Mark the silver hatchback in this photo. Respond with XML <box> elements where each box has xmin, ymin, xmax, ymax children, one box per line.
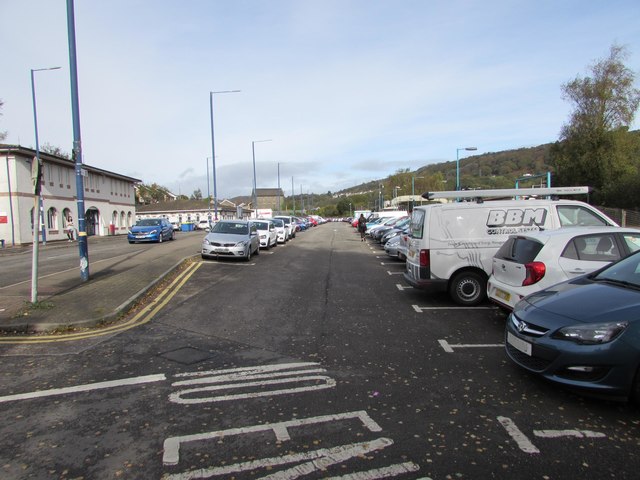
<box><xmin>201</xmin><ymin>220</ymin><xmax>260</xmax><ymax>261</ymax></box>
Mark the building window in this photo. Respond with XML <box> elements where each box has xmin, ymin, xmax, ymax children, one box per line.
<box><xmin>112</xmin><ymin>210</ymin><xmax>118</xmax><ymax>227</ymax></box>
<box><xmin>47</xmin><ymin>207</ymin><xmax>58</xmax><ymax>230</ymax></box>
<box><xmin>63</xmin><ymin>208</ymin><xmax>72</xmax><ymax>227</ymax></box>
<box><xmin>127</xmin><ymin>212</ymin><xmax>132</xmax><ymax>227</ymax></box>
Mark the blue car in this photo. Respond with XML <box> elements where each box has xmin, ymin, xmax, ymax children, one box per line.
<box><xmin>128</xmin><ymin>218</ymin><xmax>174</xmax><ymax>244</ymax></box>
<box><xmin>505</xmin><ymin>249</ymin><xmax>640</xmax><ymax>402</ymax></box>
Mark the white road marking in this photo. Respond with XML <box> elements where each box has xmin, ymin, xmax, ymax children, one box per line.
<box><xmin>163</xmin><ymin>410</ymin><xmax>382</xmax><ymax>466</ymax></box>
<box><xmin>497</xmin><ymin>416</ymin><xmax>540</xmax><ymax>454</ymax></box>
<box><xmin>0</xmin><ymin>374</ymin><xmax>167</xmax><ymax>403</ymax></box>
<box><xmin>534</xmin><ymin>429</ymin><xmax>606</xmax><ymax>439</ymax></box>
<box><xmin>413</xmin><ymin>305</ymin><xmax>497</xmax><ymax>312</ymax></box>
<box><xmin>438</xmin><ymin>339</ymin><xmax>503</xmax><ymax>353</ymax></box>
<box><xmin>387</xmin><ymin>271</ymin><xmax>404</xmax><ymax>276</ymax></box>
<box><xmin>395</xmin><ymin>284</ymin><xmax>413</xmax><ymax>291</ymax></box>
<box><xmin>323</xmin><ymin>463</ymin><xmax>422</xmax><ymax>480</ymax></box>
<box><xmin>169</xmin><ymin>362</ymin><xmax>336</xmax><ymax>404</ymax></box>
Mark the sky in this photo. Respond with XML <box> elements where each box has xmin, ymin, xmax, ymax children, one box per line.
<box><xmin>2</xmin><ymin>0</ymin><xmax>639</xmax><ymax>200</ymax></box>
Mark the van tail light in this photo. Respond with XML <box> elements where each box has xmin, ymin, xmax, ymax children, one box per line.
<box><xmin>522</xmin><ymin>261</ymin><xmax>546</xmax><ymax>286</ymax></box>
<box><xmin>419</xmin><ymin>249</ymin><xmax>430</xmax><ymax>267</ymax></box>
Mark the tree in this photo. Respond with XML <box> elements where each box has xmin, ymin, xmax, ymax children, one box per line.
<box><xmin>41</xmin><ymin>143</ymin><xmax>70</xmax><ymax>159</ymax></box>
<box><xmin>191</xmin><ymin>188</ymin><xmax>203</xmax><ymax>200</ymax></box>
<box><xmin>551</xmin><ymin>44</ymin><xmax>640</xmax><ymax>203</ymax></box>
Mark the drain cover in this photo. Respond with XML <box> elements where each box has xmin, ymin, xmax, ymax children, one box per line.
<box><xmin>159</xmin><ymin>347</ymin><xmax>214</xmax><ymax>365</ymax></box>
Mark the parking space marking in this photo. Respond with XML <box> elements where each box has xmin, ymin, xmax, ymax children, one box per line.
<box><xmin>438</xmin><ymin>339</ymin><xmax>503</xmax><ymax>353</ymax></box>
<box><xmin>0</xmin><ymin>374</ymin><xmax>166</xmax><ymax>403</ymax></box>
<box><xmin>395</xmin><ymin>283</ymin><xmax>413</xmax><ymax>290</ymax></box>
<box><xmin>413</xmin><ymin>305</ymin><xmax>497</xmax><ymax>312</ymax></box>
<box><xmin>388</xmin><ymin>272</ymin><xmax>405</xmax><ymax>276</ymax></box>
<box><xmin>163</xmin><ymin>410</ymin><xmax>383</xmax><ymax>466</ymax></box>
<box><xmin>497</xmin><ymin>416</ymin><xmax>540</xmax><ymax>454</ymax></box>
<box><xmin>498</xmin><ymin>416</ymin><xmax>606</xmax><ymax>454</ymax></box>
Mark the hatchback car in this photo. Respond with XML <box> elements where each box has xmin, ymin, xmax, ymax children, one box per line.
<box><xmin>201</xmin><ymin>220</ymin><xmax>260</xmax><ymax>261</ymax></box>
<box><xmin>267</xmin><ymin>218</ymin><xmax>288</xmax><ymax>244</ymax></box>
<box><xmin>488</xmin><ymin>227</ymin><xmax>640</xmax><ymax>310</ymax></box>
<box><xmin>505</xmin><ymin>249</ymin><xmax>640</xmax><ymax>402</ymax></box>
<box><xmin>128</xmin><ymin>218</ymin><xmax>174</xmax><ymax>244</ymax></box>
<box><xmin>253</xmin><ymin>219</ymin><xmax>277</xmax><ymax>249</ymax></box>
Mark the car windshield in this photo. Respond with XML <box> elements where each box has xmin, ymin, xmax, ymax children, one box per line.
<box><xmin>137</xmin><ymin>219</ymin><xmax>161</xmax><ymax>226</ymax></box>
<box><xmin>271</xmin><ymin>219</ymin><xmax>284</xmax><ymax>227</ymax></box>
<box><xmin>594</xmin><ymin>251</ymin><xmax>640</xmax><ymax>288</ymax></box>
<box><xmin>212</xmin><ymin>222</ymin><xmax>249</xmax><ymax>235</ymax></box>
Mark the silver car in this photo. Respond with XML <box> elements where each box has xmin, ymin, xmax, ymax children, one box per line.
<box><xmin>201</xmin><ymin>220</ymin><xmax>260</xmax><ymax>261</ymax></box>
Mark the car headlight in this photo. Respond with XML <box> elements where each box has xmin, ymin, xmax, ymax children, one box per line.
<box><xmin>237</xmin><ymin>241</ymin><xmax>248</xmax><ymax>247</ymax></box>
<box><xmin>552</xmin><ymin>321</ymin><xmax>628</xmax><ymax>345</ymax></box>
<box><xmin>203</xmin><ymin>239</ymin><xmax>211</xmax><ymax>245</ymax></box>
<box><xmin>150</xmin><ymin>229</ymin><xmax>158</xmax><ymax>234</ymax></box>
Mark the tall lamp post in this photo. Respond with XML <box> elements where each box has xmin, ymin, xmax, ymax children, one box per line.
<box><xmin>251</xmin><ymin>139</ymin><xmax>272</xmax><ymax>217</ymax></box>
<box><xmin>210</xmin><ymin>90</ymin><xmax>240</xmax><ymax>220</ymax></box>
<box><xmin>411</xmin><ymin>175</ymin><xmax>424</xmax><ymax>212</ymax></box>
<box><xmin>456</xmin><ymin>146</ymin><xmax>477</xmax><ymax>191</ymax></box>
<box><xmin>30</xmin><ymin>66</ymin><xmax>61</xmax><ymax>303</ymax></box>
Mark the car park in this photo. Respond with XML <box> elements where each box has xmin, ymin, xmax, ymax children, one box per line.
<box><xmin>488</xmin><ymin>226</ymin><xmax>640</xmax><ymax>310</ymax></box>
<box><xmin>253</xmin><ymin>219</ymin><xmax>278</xmax><ymax>249</ymax></box>
<box><xmin>375</xmin><ymin>217</ymin><xmax>410</xmax><ymax>243</ymax></box>
<box><xmin>128</xmin><ymin>218</ymin><xmax>174</xmax><ymax>244</ymax></box>
<box><xmin>404</xmin><ymin>187</ymin><xmax>617</xmax><ymax>306</ymax></box>
<box><xmin>201</xmin><ymin>219</ymin><xmax>260</xmax><ymax>261</ymax></box>
<box><xmin>505</xmin><ymin>249</ymin><xmax>640</xmax><ymax>402</ymax></box>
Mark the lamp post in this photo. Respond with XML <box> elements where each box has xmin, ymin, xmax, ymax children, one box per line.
<box><xmin>251</xmin><ymin>139</ymin><xmax>272</xmax><ymax>217</ymax></box>
<box><xmin>456</xmin><ymin>147</ymin><xmax>477</xmax><ymax>191</ymax></box>
<box><xmin>210</xmin><ymin>90</ymin><xmax>240</xmax><ymax>220</ymax></box>
<box><xmin>30</xmin><ymin>66</ymin><xmax>61</xmax><ymax>303</ymax></box>
<box><xmin>411</xmin><ymin>175</ymin><xmax>424</xmax><ymax>211</ymax></box>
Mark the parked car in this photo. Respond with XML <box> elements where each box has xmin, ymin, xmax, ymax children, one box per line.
<box><xmin>201</xmin><ymin>220</ymin><xmax>260</xmax><ymax>261</ymax></box>
<box><xmin>384</xmin><ymin>234</ymin><xmax>403</xmax><ymax>259</ymax></box>
<box><xmin>128</xmin><ymin>218</ymin><xmax>174</xmax><ymax>244</ymax></box>
<box><xmin>488</xmin><ymin>227</ymin><xmax>640</xmax><ymax>310</ymax></box>
<box><xmin>505</xmin><ymin>249</ymin><xmax>640</xmax><ymax>403</ymax></box>
<box><xmin>376</xmin><ymin>217</ymin><xmax>410</xmax><ymax>244</ymax></box>
<box><xmin>170</xmin><ymin>221</ymin><xmax>180</xmax><ymax>231</ymax></box>
<box><xmin>253</xmin><ymin>219</ymin><xmax>277</xmax><ymax>249</ymax></box>
<box><xmin>274</xmin><ymin>216</ymin><xmax>296</xmax><ymax>239</ymax></box>
<box><xmin>197</xmin><ymin>219</ymin><xmax>213</xmax><ymax>231</ymax></box>
<box><xmin>267</xmin><ymin>218</ymin><xmax>288</xmax><ymax>244</ymax></box>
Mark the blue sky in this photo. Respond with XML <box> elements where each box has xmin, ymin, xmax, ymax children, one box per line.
<box><xmin>2</xmin><ymin>1</ymin><xmax>639</xmax><ymax>199</ymax></box>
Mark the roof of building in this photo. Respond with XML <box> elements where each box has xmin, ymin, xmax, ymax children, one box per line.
<box><xmin>1</xmin><ymin>144</ymin><xmax>142</xmax><ymax>183</ymax></box>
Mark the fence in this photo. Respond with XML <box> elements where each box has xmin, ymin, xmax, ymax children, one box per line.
<box><xmin>597</xmin><ymin>206</ymin><xmax>640</xmax><ymax>227</ymax></box>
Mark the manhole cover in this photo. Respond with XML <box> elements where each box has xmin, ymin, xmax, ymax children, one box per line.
<box><xmin>159</xmin><ymin>347</ymin><xmax>214</xmax><ymax>365</ymax></box>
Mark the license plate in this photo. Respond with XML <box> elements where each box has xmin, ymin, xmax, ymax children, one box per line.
<box><xmin>214</xmin><ymin>247</ymin><xmax>229</xmax><ymax>253</ymax></box>
<box><xmin>507</xmin><ymin>332</ymin><xmax>532</xmax><ymax>356</ymax></box>
<box><xmin>494</xmin><ymin>288</ymin><xmax>511</xmax><ymax>302</ymax></box>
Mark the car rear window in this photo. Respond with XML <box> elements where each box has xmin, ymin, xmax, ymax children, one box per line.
<box><xmin>494</xmin><ymin>237</ymin><xmax>544</xmax><ymax>263</ymax></box>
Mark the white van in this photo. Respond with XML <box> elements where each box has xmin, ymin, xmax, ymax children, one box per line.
<box><xmin>403</xmin><ymin>187</ymin><xmax>618</xmax><ymax>306</ymax></box>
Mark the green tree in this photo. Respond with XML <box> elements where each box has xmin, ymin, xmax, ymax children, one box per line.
<box><xmin>551</xmin><ymin>44</ymin><xmax>640</xmax><ymax>203</ymax></box>
<box><xmin>41</xmin><ymin>143</ymin><xmax>70</xmax><ymax>159</ymax></box>
<box><xmin>191</xmin><ymin>188</ymin><xmax>203</xmax><ymax>200</ymax></box>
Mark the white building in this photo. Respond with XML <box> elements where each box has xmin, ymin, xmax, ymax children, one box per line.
<box><xmin>1</xmin><ymin>145</ymin><xmax>140</xmax><ymax>246</ymax></box>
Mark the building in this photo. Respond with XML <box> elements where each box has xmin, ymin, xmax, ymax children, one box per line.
<box><xmin>252</xmin><ymin>188</ymin><xmax>286</xmax><ymax>211</ymax></box>
<box><xmin>0</xmin><ymin>145</ymin><xmax>140</xmax><ymax>246</ymax></box>
<box><xmin>135</xmin><ymin>198</ymin><xmax>253</xmax><ymax>225</ymax></box>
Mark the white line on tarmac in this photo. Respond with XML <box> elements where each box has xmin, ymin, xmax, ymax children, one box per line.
<box><xmin>497</xmin><ymin>416</ymin><xmax>540</xmax><ymax>454</ymax></box>
<box><xmin>388</xmin><ymin>271</ymin><xmax>404</xmax><ymax>276</ymax></box>
<box><xmin>438</xmin><ymin>339</ymin><xmax>503</xmax><ymax>353</ymax></box>
<box><xmin>413</xmin><ymin>305</ymin><xmax>497</xmax><ymax>312</ymax></box>
<box><xmin>534</xmin><ymin>429</ymin><xmax>606</xmax><ymax>439</ymax></box>
<box><xmin>395</xmin><ymin>283</ymin><xmax>413</xmax><ymax>290</ymax></box>
<box><xmin>0</xmin><ymin>374</ymin><xmax>167</xmax><ymax>403</ymax></box>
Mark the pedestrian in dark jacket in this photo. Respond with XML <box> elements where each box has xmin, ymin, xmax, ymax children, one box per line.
<box><xmin>357</xmin><ymin>214</ymin><xmax>367</xmax><ymax>241</ymax></box>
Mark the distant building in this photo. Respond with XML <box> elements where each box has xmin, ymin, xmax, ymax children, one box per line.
<box><xmin>135</xmin><ymin>198</ymin><xmax>253</xmax><ymax>225</ymax></box>
<box><xmin>252</xmin><ymin>188</ymin><xmax>286</xmax><ymax>211</ymax></box>
<box><xmin>0</xmin><ymin>145</ymin><xmax>140</xmax><ymax>246</ymax></box>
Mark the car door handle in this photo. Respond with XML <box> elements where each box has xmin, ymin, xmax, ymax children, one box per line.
<box><xmin>568</xmin><ymin>269</ymin><xmax>585</xmax><ymax>274</ymax></box>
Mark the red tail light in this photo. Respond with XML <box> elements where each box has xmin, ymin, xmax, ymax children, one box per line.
<box><xmin>522</xmin><ymin>261</ymin><xmax>545</xmax><ymax>286</ymax></box>
<box><xmin>419</xmin><ymin>249</ymin><xmax>430</xmax><ymax>267</ymax></box>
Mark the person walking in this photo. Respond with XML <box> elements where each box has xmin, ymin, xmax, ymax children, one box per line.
<box><xmin>357</xmin><ymin>214</ymin><xmax>367</xmax><ymax>242</ymax></box>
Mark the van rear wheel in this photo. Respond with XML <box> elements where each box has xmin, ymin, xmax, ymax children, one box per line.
<box><xmin>449</xmin><ymin>271</ymin><xmax>486</xmax><ymax>306</ymax></box>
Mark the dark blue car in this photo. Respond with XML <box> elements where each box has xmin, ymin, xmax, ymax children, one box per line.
<box><xmin>128</xmin><ymin>218</ymin><xmax>174</xmax><ymax>244</ymax></box>
<box><xmin>505</xmin><ymin>249</ymin><xmax>640</xmax><ymax>403</ymax></box>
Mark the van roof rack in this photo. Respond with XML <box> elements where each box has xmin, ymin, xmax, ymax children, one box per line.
<box><xmin>423</xmin><ymin>186</ymin><xmax>590</xmax><ymax>201</ymax></box>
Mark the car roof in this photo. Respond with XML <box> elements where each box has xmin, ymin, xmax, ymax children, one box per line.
<box><xmin>511</xmin><ymin>226</ymin><xmax>640</xmax><ymax>241</ymax></box>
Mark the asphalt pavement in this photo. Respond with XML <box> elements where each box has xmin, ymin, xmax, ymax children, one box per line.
<box><xmin>0</xmin><ymin>232</ymin><xmax>203</xmax><ymax>333</ymax></box>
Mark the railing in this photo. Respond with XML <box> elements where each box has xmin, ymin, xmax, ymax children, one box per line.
<box><xmin>597</xmin><ymin>207</ymin><xmax>640</xmax><ymax>227</ymax></box>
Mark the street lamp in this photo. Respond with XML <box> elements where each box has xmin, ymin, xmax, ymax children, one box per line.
<box><xmin>30</xmin><ymin>66</ymin><xmax>61</xmax><ymax>303</ymax></box>
<box><xmin>210</xmin><ymin>90</ymin><xmax>240</xmax><ymax>220</ymax></box>
<box><xmin>456</xmin><ymin>147</ymin><xmax>477</xmax><ymax>191</ymax></box>
<box><xmin>251</xmin><ymin>139</ymin><xmax>272</xmax><ymax>217</ymax></box>
<box><xmin>411</xmin><ymin>175</ymin><xmax>424</xmax><ymax>211</ymax></box>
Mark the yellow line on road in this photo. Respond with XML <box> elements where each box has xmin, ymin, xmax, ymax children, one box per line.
<box><xmin>0</xmin><ymin>261</ymin><xmax>203</xmax><ymax>344</ymax></box>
